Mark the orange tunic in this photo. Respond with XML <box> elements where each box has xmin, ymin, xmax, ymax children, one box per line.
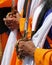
<box><xmin>47</xmin><ymin>36</ymin><xmax>52</xmax><ymax>48</ymax></box>
<box><xmin>0</xmin><ymin>33</ymin><xmax>8</xmax><ymax>52</ymax></box>
<box><xmin>34</xmin><ymin>48</ymin><xmax>52</xmax><ymax>65</ymax></box>
<box><xmin>0</xmin><ymin>0</ymin><xmax>18</xmax><ymax>8</ymax></box>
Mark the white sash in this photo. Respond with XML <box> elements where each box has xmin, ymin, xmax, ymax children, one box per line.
<box><xmin>17</xmin><ymin>0</ymin><xmax>25</xmax><ymax>13</ymax></box>
<box><xmin>32</xmin><ymin>2</ymin><xmax>45</xmax><ymax>31</ymax></box>
<box><xmin>32</xmin><ymin>13</ymin><xmax>52</xmax><ymax>48</ymax></box>
<box><xmin>30</xmin><ymin>0</ymin><xmax>42</xmax><ymax>17</ymax></box>
<box><xmin>1</xmin><ymin>30</ymin><xmax>17</xmax><ymax>65</ymax></box>
<box><xmin>23</xmin><ymin>56</ymin><xmax>34</xmax><ymax>65</ymax></box>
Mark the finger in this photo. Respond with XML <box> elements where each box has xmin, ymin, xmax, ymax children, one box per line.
<box><xmin>18</xmin><ymin>41</ymin><xmax>24</xmax><ymax>48</ymax></box>
<box><xmin>3</xmin><ymin>18</ymin><xmax>6</xmax><ymax>22</ymax></box>
<box><xmin>5</xmin><ymin>21</ymin><xmax>13</xmax><ymax>26</ymax></box>
<box><xmin>5</xmin><ymin>23</ymin><xmax>15</xmax><ymax>30</ymax></box>
<box><xmin>6</xmin><ymin>11</ymin><xmax>18</xmax><ymax>18</ymax></box>
<box><xmin>13</xmin><ymin>14</ymin><xmax>16</xmax><ymax>18</ymax></box>
<box><xmin>6</xmin><ymin>12</ymin><xmax>13</xmax><ymax>18</ymax></box>
<box><xmin>8</xmin><ymin>26</ymin><xmax>15</xmax><ymax>30</ymax></box>
<box><xmin>18</xmin><ymin>50</ymin><xmax>25</xmax><ymax>58</ymax></box>
<box><xmin>9</xmin><ymin>15</ymin><xmax>13</xmax><ymax>18</ymax></box>
<box><xmin>3</xmin><ymin>18</ymin><xmax>14</xmax><ymax>22</ymax></box>
<box><xmin>18</xmin><ymin>49</ymin><xmax>28</xmax><ymax>59</ymax></box>
<box><xmin>4</xmin><ymin>18</ymin><xmax>18</xmax><ymax>23</ymax></box>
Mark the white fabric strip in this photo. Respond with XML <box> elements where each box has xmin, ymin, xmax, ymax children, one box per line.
<box><xmin>17</xmin><ymin>0</ymin><xmax>25</xmax><ymax>13</ymax></box>
<box><xmin>32</xmin><ymin>13</ymin><xmax>52</xmax><ymax>48</ymax></box>
<box><xmin>30</xmin><ymin>0</ymin><xmax>42</xmax><ymax>17</ymax></box>
<box><xmin>1</xmin><ymin>30</ymin><xmax>17</xmax><ymax>65</ymax></box>
<box><xmin>32</xmin><ymin>2</ymin><xmax>45</xmax><ymax>31</ymax></box>
<box><xmin>39</xmin><ymin>25</ymin><xmax>51</xmax><ymax>48</ymax></box>
<box><xmin>17</xmin><ymin>0</ymin><xmax>42</xmax><ymax>17</ymax></box>
<box><xmin>23</xmin><ymin>56</ymin><xmax>34</xmax><ymax>65</ymax></box>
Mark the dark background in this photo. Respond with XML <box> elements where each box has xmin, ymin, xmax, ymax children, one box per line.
<box><xmin>0</xmin><ymin>7</ymin><xmax>11</xmax><ymax>34</ymax></box>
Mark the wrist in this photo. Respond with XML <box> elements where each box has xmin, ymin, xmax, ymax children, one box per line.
<box><xmin>28</xmin><ymin>41</ymin><xmax>36</xmax><ymax>57</ymax></box>
<box><xmin>32</xmin><ymin>46</ymin><xmax>36</xmax><ymax>57</ymax></box>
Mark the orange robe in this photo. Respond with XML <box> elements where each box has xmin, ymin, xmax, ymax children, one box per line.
<box><xmin>47</xmin><ymin>36</ymin><xmax>52</xmax><ymax>48</ymax></box>
<box><xmin>34</xmin><ymin>49</ymin><xmax>52</xmax><ymax>65</ymax></box>
<box><xmin>0</xmin><ymin>33</ymin><xmax>8</xmax><ymax>52</ymax></box>
<box><xmin>0</xmin><ymin>33</ymin><xmax>8</xmax><ymax>64</ymax></box>
<box><xmin>0</xmin><ymin>0</ymin><xmax>18</xmax><ymax>8</ymax></box>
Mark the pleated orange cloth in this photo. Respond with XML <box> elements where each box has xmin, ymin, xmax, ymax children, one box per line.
<box><xmin>34</xmin><ymin>48</ymin><xmax>52</xmax><ymax>65</ymax></box>
<box><xmin>10</xmin><ymin>48</ymin><xmax>22</xmax><ymax>65</ymax></box>
<box><xmin>0</xmin><ymin>33</ymin><xmax>8</xmax><ymax>52</ymax></box>
<box><xmin>0</xmin><ymin>0</ymin><xmax>18</xmax><ymax>8</ymax></box>
<box><xmin>47</xmin><ymin>36</ymin><xmax>52</xmax><ymax>48</ymax></box>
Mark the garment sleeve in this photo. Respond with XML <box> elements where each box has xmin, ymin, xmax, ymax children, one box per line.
<box><xmin>34</xmin><ymin>48</ymin><xmax>52</xmax><ymax>65</ymax></box>
<box><xmin>32</xmin><ymin>13</ymin><xmax>52</xmax><ymax>48</ymax></box>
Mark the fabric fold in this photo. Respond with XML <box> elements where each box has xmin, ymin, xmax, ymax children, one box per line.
<box><xmin>1</xmin><ymin>30</ymin><xmax>17</xmax><ymax>65</ymax></box>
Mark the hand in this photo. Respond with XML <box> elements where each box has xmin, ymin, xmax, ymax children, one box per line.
<box><xmin>3</xmin><ymin>11</ymin><xmax>21</xmax><ymax>31</ymax></box>
<box><xmin>16</xmin><ymin>40</ymin><xmax>36</xmax><ymax>58</ymax></box>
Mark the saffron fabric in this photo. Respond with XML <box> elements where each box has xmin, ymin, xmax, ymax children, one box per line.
<box><xmin>0</xmin><ymin>0</ymin><xmax>18</xmax><ymax>8</ymax></box>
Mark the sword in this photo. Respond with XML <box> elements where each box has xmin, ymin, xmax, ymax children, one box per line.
<box><xmin>11</xmin><ymin>0</ymin><xmax>16</xmax><ymax>13</ymax></box>
<box><xmin>16</xmin><ymin>0</ymin><xmax>32</xmax><ymax>59</ymax></box>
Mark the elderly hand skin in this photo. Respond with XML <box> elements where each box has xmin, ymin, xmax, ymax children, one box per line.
<box><xmin>3</xmin><ymin>11</ymin><xmax>21</xmax><ymax>31</ymax></box>
<box><xmin>17</xmin><ymin>40</ymin><xmax>36</xmax><ymax>57</ymax></box>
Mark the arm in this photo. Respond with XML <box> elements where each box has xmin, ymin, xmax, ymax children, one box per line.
<box><xmin>17</xmin><ymin>40</ymin><xmax>52</xmax><ymax>65</ymax></box>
